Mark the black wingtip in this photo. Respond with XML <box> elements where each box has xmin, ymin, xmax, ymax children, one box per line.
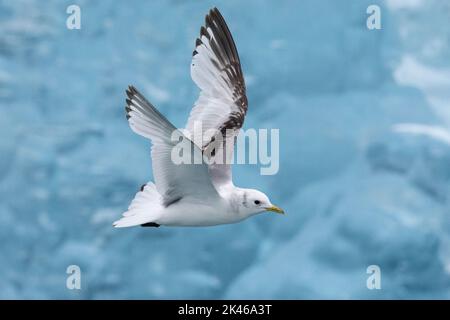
<box><xmin>200</xmin><ymin>26</ymin><xmax>208</xmax><ymax>38</ymax></box>
<box><xmin>193</xmin><ymin>38</ymin><xmax>202</xmax><ymax>56</ymax></box>
<box><xmin>209</xmin><ymin>7</ymin><xmax>222</xmax><ymax>22</ymax></box>
<box><xmin>205</xmin><ymin>11</ymin><xmax>213</xmax><ymax>27</ymax></box>
<box><xmin>211</xmin><ymin>7</ymin><xmax>219</xmax><ymax>15</ymax></box>
<box><xmin>141</xmin><ymin>222</ymin><xmax>160</xmax><ymax>228</ymax></box>
<box><xmin>126</xmin><ymin>87</ymin><xmax>133</xmax><ymax>100</ymax></box>
<box><xmin>127</xmin><ymin>85</ymin><xmax>139</xmax><ymax>98</ymax></box>
<box><xmin>125</xmin><ymin>95</ymin><xmax>132</xmax><ymax>120</ymax></box>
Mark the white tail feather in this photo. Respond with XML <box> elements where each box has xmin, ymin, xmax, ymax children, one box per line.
<box><xmin>113</xmin><ymin>183</ymin><xmax>162</xmax><ymax>228</ymax></box>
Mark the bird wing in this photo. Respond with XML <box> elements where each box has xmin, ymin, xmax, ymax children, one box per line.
<box><xmin>125</xmin><ymin>86</ymin><xmax>221</xmax><ymax>206</ymax></box>
<box><xmin>186</xmin><ymin>7</ymin><xmax>248</xmax><ymax>188</ymax></box>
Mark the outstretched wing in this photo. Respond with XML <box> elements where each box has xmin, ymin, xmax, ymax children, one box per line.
<box><xmin>125</xmin><ymin>86</ymin><xmax>220</xmax><ymax>206</ymax></box>
<box><xmin>186</xmin><ymin>7</ymin><xmax>248</xmax><ymax>187</ymax></box>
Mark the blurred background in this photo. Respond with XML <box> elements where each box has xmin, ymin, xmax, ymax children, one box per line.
<box><xmin>1</xmin><ymin>0</ymin><xmax>450</xmax><ymax>299</ymax></box>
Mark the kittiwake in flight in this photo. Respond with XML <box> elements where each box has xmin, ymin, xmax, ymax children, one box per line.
<box><xmin>113</xmin><ymin>7</ymin><xmax>284</xmax><ymax>228</ymax></box>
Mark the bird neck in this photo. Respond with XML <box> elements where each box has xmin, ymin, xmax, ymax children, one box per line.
<box><xmin>228</xmin><ymin>187</ymin><xmax>255</xmax><ymax>218</ymax></box>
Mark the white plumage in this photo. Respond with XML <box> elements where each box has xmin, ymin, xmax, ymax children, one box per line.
<box><xmin>113</xmin><ymin>8</ymin><xmax>283</xmax><ymax>228</ymax></box>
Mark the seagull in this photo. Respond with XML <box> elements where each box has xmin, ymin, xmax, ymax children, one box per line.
<box><xmin>113</xmin><ymin>7</ymin><xmax>284</xmax><ymax>228</ymax></box>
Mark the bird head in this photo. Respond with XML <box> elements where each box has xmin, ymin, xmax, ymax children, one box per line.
<box><xmin>242</xmin><ymin>189</ymin><xmax>284</xmax><ymax>216</ymax></box>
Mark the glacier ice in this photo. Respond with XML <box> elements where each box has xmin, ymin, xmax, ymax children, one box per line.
<box><xmin>1</xmin><ymin>0</ymin><xmax>450</xmax><ymax>298</ymax></box>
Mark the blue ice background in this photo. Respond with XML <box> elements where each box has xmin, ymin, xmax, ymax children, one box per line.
<box><xmin>1</xmin><ymin>0</ymin><xmax>450</xmax><ymax>299</ymax></box>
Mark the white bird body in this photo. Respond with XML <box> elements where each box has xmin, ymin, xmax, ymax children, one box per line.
<box><xmin>159</xmin><ymin>197</ymin><xmax>240</xmax><ymax>227</ymax></box>
<box><xmin>113</xmin><ymin>8</ymin><xmax>283</xmax><ymax>229</ymax></box>
<box><xmin>158</xmin><ymin>184</ymin><xmax>242</xmax><ymax>226</ymax></box>
<box><xmin>116</xmin><ymin>181</ymin><xmax>262</xmax><ymax>227</ymax></box>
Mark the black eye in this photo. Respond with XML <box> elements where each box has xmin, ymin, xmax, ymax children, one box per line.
<box><xmin>254</xmin><ymin>200</ymin><xmax>261</xmax><ymax>205</ymax></box>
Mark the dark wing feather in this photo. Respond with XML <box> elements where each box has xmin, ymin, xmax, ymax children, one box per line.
<box><xmin>187</xmin><ymin>8</ymin><xmax>248</xmax><ymax>186</ymax></box>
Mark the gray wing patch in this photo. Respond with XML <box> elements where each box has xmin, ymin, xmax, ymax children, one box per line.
<box><xmin>193</xmin><ymin>8</ymin><xmax>248</xmax><ymax>154</ymax></box>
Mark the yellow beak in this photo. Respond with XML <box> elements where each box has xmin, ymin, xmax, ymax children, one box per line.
<box><xmin>266</xmin><ymin>205</ymin><xmax>285</xmax><ymax>214</ymax></box>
